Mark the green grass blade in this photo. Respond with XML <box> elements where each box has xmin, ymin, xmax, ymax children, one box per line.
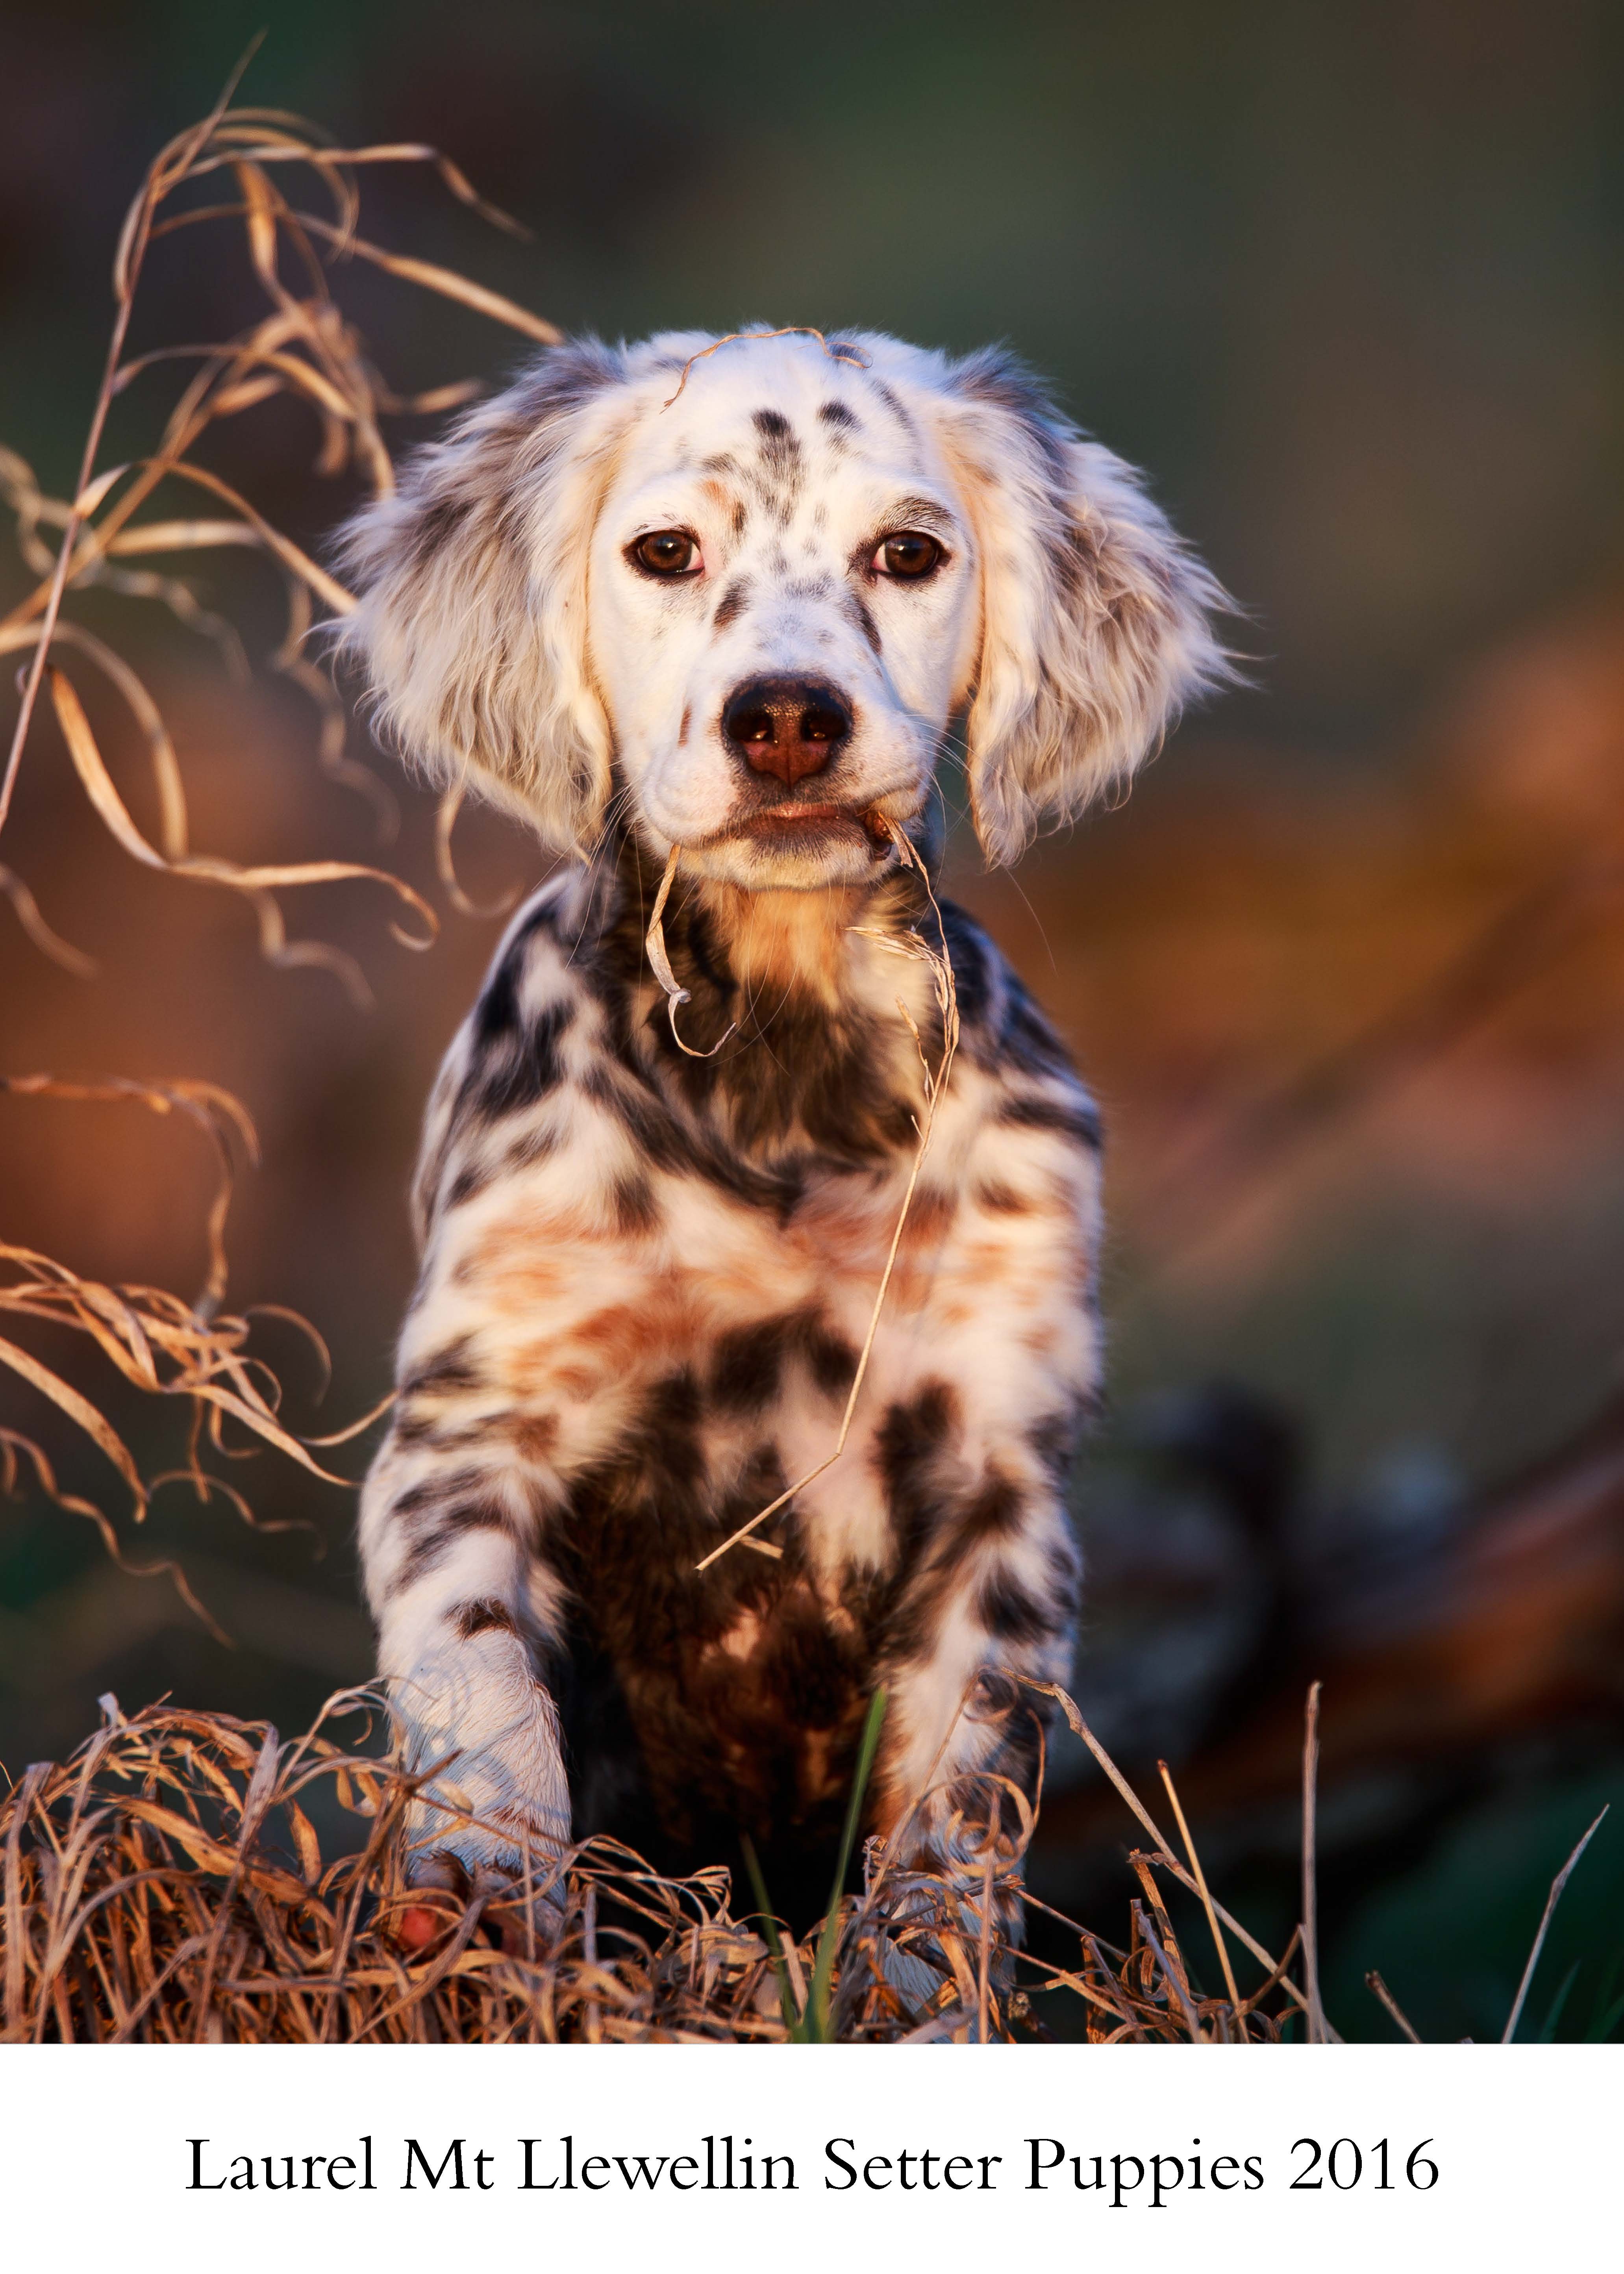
<box><xmin>805</xmin><ymin>1684</ymin><xmax>889</xmax><ymax>2042</ymax></box>
<box><xmin>1536</xmin><ymin>1959</ymin><xmax>1581</xmax><ymax>2041</ymax></box>
<box><xmin>739</xmin><ymin>1831</ymin><xmax>802</xmax><ymax>2037</ymax></box>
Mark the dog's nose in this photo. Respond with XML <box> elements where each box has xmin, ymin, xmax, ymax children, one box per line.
<box><xmin>721</xmin><ymin>678</ymin><xmax>852</xmax><ymax>788</ymax></box>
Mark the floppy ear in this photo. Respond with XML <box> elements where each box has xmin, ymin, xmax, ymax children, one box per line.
<box><xmin>937</xmin><ymin>349</ymin><xmax>1231</xmax><ymax>867</ymax></box>
<box><xmin>334</xmin><ymin>338</ymin><xmax>629</xmax><ymax>853</ymax></box>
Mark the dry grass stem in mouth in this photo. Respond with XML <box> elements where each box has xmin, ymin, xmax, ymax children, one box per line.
<box><xmin>661</xmin><ymin>328</ymin><xmax>871</xmax><ymax>410</ymax></box>
<box><xmin>1</xmin><ymin>1682</ymin><xmax>1321</xmax><ymax>2044</ymax></box>
<box><xmin>692</xmin><ymin>820</ymin><xmax>960</xmax><ymax>1571</ymax></box>
<box><xmin>644</xmin><ymin>844</ymin><xmax>738</xmax><ymax>1060</ymax></box>
<box><xmin>0</xmin><ymin>63</ymin><xmax>567</xmax><ymax>1626</ymax></box>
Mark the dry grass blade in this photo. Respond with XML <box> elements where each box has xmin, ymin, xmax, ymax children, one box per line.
<box><xmin>1366</xmin><ymin>1969</ymin><xmax>1423</xmax><ymax>2043</ymax></box>
<box><xmin>435</xmin><ymin>779</ymin><xmax>520</xmax><ymax>919</ymax></box>
<box><xmin>0</xmin><ymin>1429</ymin><xmax>229</xmax><ymax>1643</ymax></box>
<box><xmin>0</xmin><ymin>1684</ymin><xmax>1310</xmax><ymax>2045</ymax></box>
<box><xmin>291</xmin><ymin>214</ymin><xmax>560</xmax><ymax>342</ymax></box>
<box><xmin>663</xmin><ymin>328</ymin><xmax>869</xmax><ymax>409</ymax></box>
<box><xmin>0</xmin><ymin>865</ymin><xmax>95</xmax><ymax>977</ymax></box>
<box><xmin>1302</xmin><ymin>1680</ymin><xmax>1329</xmax><ymax>2043</ymax></box>
<box><xmin>1132</xmin><ymin>1903</ymin><xmax>1204</xmax><ymax>2042</ymax></box>
<box><xmin>1015</xmin><ymin>1674</ymin><xmax>1313</xmax><ymax>2021</ymax></box>
<box><xmin>1501</xmin><ymin>1806</ymin><xmax>1609</xmax><ymax>2043</ymax></box>
<box><xmin>1159</xmin><ymin>1757</ymin><xmax>1246</xmax><ymax>2035</ymax></box>
<box><xmin>0</xmin><ymin>1068</ymin><xmax>369</xmax><ymax>1632</ymax></box>
<box><xmin>43</xmin><ymin>669</ymin><xmax>435</xmax><ymax>954</ymax></box>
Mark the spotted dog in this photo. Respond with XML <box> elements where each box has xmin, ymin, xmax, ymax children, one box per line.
<box><xmin>338</xmin><ymin>328</ymin><xmax>1226</xmax><ymax>1928</ymax></box>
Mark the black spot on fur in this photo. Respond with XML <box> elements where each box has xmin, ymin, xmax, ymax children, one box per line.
<box><xmin>708</xmin><ymin>1310</ymin><xmax>857</xmax><ymax>1415</ymax></box>
<box><xmin>407</xmin><ymin>493</ymin><xmax>472</xmax><ymax>571</ymax></box>
<box><xmin>463</xmin><ymin>998</ymin><xmax>574</xmax><ymax>1123</ymax></box>
<box><xmin>401</xmin><ymin>1342</ymin><xmax>483</xmax><ymax>1400</ymax></box>
<box><xmin>948</xmin><ymin>1468</ymin><xmax>1026</xmax><ymax>1550</ymax></box>
<box><xmin>472</xmin><ymin>949</ymin><xmax>524</xmax><ymax>1046</ymax></box>
<box><xmin>844</xmin><ymin>588</ymin><xmax>882</xmax><ymax>654</ymax></box>
<box><xmin>938</xmin><ymin>901</ymin><xmax>993</xmax><ymax>1030</ymax></box>
<box><xmin>504</xmin><ymin>1124</ymin><xmax>561</xmax><ymax>1174</ymax></box>
<box><xmin>610</xmin><ymin>1173</ymin><xmax>658</xmax><ymax>1234</ymax></box>
<box><xmin>710</xmin><ymin>1315</ymin><xmax>792</xmax><ymax>1414</ymax></box>
<box><xmin>872</xmin><ymin>379</ymin><xmax>916</xmax><ymax>435</ymax></box>
<box><xmin>752</xmin><ymin>408</ymin><xmax>802</xmax><ymax>519</ymax></box>
<box><xmin>1029</xmin><ymin>1408</ymin><xmax>1082</xmax><ymax>1488</ymax></box>
<box><xmin>998</xmin><ymin>1091</ymin><xmax>1103</xmax><ymax>1151</ymax></box>
<box><xmin>817</xmin><ymin>399</ymin><xmax>860</xmax><ymax>432</ymax></box>
<box><xmin>390</xmin><ymin>1488</ymin><xmax>511</xmax><ymax>1593</ymax></box>
<box><xmin>1002</xmin><ymin>975</ymin><xmax>1074</xmax><ymax>1078</ymax></box>
<box><xmin>977</xmin><ymin>1566</ymin><xmax>1057</xmax><ymax>1646</ymax></box>
<box><xmin>446</xmin><ymin>1156</ymin><xmax>494</xmax><ymax>1210</ymax></box>
<box><xmin>582</xmin><ymin>1066</ymin><xmax>804</xmax><ymax>1217</ymax></box>
<box><xmin>455</xmin><ymin>1598</ymin><xmax>518</xmax><ymax>1640</ymax></box>
<box><xmin>713</xmin><ymin>577</ymin><xmax>750</xmax><ymax>630</ymax></box>
<box><xmin>875</xmin><ymin>1380</ymin><xmax>960</xmax><ymax>1568</ymax></box>
<box><xmin>806</xmin><ymin>1320</ymin><xmax>857</xmax><ymax>1398</ymax></box>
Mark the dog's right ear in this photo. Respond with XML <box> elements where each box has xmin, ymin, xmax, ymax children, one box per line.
<box><xmin>335</xmin><ymin>339</ymin><xmax>628</xmax><ymax>853</ymax></box>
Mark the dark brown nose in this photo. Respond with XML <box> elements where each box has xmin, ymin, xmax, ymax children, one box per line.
<box><xmin>722</xmin><ymin>678</ymin><xmax>852</xmax><ymax>788</ymax></box>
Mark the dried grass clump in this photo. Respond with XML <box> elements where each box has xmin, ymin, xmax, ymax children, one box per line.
<box><xmin>1</xmin><ymin>58</ymin><xmax>562</xmax><ymax>1630</ymax></box>
<box><xmin>1</xmin><ymin>1685</ymin><xmax>1321</xmax><ymax>2045</ymax></box>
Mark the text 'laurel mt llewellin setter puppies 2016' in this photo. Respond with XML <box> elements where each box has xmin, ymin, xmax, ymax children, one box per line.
<box><xmin>335</xmin><ymin>324</ymin><xmax>1230</xmax><ymax>1947</ymax></box>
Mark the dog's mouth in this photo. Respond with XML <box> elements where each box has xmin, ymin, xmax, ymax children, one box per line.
<box><xmin>733</xmin><ymin>802</ymin><xmax>894</xmax><ymax>855</ymax></box>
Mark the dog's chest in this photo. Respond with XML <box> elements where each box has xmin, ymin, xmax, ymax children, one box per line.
<box><xmin>457</xmin><ymin>1141</ymin><xmax>987</xmax><ymax>1813</ymax></box>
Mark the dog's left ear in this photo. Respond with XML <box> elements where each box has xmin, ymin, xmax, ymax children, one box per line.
<box><xmin>935</xmin><ymin>349</ymin><xmax>1232</xmax><ymax>867</ymax></box>
<box><xmin>333</xmin><ymin>339</ymin><xmax>629</xmax><ymax>854</ymax></box>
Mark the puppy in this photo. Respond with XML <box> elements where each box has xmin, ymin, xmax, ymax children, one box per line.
<box><xmin>338</xmin><ymin>328</ymin><xmax>1226</xmax><ymax>1928</ymax></box>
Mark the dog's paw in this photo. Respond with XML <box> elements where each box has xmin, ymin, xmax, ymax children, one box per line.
<box><xmin>394</xmin><ymin>1796</ymin><xmax>570</xmax><ymax>1955</ymax></box>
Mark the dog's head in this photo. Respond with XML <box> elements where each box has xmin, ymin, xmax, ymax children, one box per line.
<box><xmin>339</xmin><ymin>328</ymin><xmax>1229</xmax><ymax>886</ymax></box>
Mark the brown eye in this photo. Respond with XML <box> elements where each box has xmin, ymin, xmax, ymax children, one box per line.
<box><xmin>632</xmin><ymin>529</ymin><xmax>700</xmax><ymax>576</ymax></box>
<box><xmin>874</xmin><ymin>531</ymin><xmax>943</xmax><ymax>579</ymax></box>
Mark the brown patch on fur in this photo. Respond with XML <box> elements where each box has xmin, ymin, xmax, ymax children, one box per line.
<box><xmin>513</xmin><ymin>1411</ymin><xmax>559</xmax><ymax>1462</ymax></box>
<box><xmin>456</xmin><ymin>1598</ymin><xmax>518</xmax><ymax>1640</ymax></box>
<box><xmin>898</xmin><ymin>1183</ymin><xmax>956</xmax><ymax>1245</ymax></box>
<box><xmin>974</xmin><ymin>1177</ymin><xmax>1031</xmax><ymax>1215</ymax></box>
<box><xmin>696</xmin><ymin>880</ymin><xmax>866</xmax><ymax>1008</ymax></box>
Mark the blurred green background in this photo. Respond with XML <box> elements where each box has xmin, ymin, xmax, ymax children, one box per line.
<box><xmin>2</xmin><ymin>0</ymin><xmax>1622</xmax><ymax>2039</ymax></box>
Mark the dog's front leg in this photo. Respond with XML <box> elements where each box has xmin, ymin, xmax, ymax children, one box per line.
<box><xmin>874</xmin><ymin>1485</ymin><xmax>1080</xmax><ymax>1940</ymax></box>
<box><xmin>360</xmin><ymin>1430</ymin><xmax>570</xmax><ymax>1928</ymax></box>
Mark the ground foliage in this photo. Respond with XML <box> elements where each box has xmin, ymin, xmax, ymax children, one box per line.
<box><xmin>1</xmin><ymin>1686</ymin><xmax>1329</xmax><ymax>2044</ymax></box>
